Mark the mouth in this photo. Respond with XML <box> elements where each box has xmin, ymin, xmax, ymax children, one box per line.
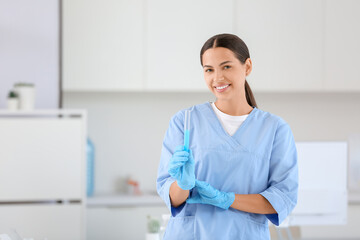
<box><xmin>214</xmin><ymin>84</ymin><xmax>230</xmax><ymax>92</ymax></box>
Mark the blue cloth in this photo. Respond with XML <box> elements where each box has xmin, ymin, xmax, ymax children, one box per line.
<box><xmin>156</xmin><ymin>102</ymin><xmax>298</xmax><ymax>240</ymax></box>
<box><xmin>186</xmin><ymin>179</ymin><xmax>235</xmax><ymax>209</ymax></box>
<box><xmin>168</xmin><ymin>145</ymin><xmax>195</xmax><ymax>190</ymax></box>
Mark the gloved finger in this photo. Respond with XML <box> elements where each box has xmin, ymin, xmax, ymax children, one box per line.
<box><xmin>172</xmin><ymin>151</ymin><xmax>189</xmax><ymax>158</ymax></box>
<box><xmin>168</xmin><ymin>172</ymin><xmax>180</xmax><ymax>180</ymax></box>
<box><xmin>177</xmin><ymin>180</ymin><xmax>195</xmax><ymax>191</ymax></box>
<box><xmin>195</xmin><ymin>180</ymin><xmax>210</xmax><ymax>189</ymax></box>
<box><xmin>195</xmin><ymin>180</ymin><xmax>217</xmax><ymax>196</ymax></box>
<box><xmin>170</xmin><ymin>155</ymin><xmax>189</xmax><ymax>163</ymax></box>
<box><xmin>169</xmin><ymin>157</ymin><xmax>189</xmax><ymax>167</ymax></box>
<box><xmin>188</xmin><ymin>149</ymin><xmax>195</xmax><ymax>163</ymax></box>
<box><xmin>186</xmin><ymin>195</ymin><xmax>202</xmax><ymax>204</ymax></box>
<box><xmin>168</xmin><ymin>172</ymin><xmax>180</xmax><ymax>179</ymax></box>
<box><xmin>168</xmin><ymin>161</ymin><xmax>186</xmax><ymax>172</ymax></box>
<box><xmin>168</xmin><ymin>166</ymin><xmax>180</xmax><ymax>175</ymax></box>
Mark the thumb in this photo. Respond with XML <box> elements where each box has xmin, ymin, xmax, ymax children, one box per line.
<box><xmin>188</xmin><ymin>149</ymin><xmax>195</xmax><ymax>163</ymax></box>
<box><xmin>168</xmin><ymin>167</ymin><xmax>180</xmax><ymax>179</ymax></box>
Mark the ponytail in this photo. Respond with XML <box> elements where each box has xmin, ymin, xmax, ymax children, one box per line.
<box><xmin>245</xmin><ymin>80</ymin><xmax>257</xmax><ymax>108</ymax></box>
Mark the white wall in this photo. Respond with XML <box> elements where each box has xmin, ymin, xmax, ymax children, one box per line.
<box><xmin>63</xmin><ymin>91</ymin><xmax>360</xmax><ymax>239</ymax></box>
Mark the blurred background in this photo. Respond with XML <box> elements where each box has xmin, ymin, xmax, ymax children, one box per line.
<box><xmin>1</xmin><ymin>0</ymin><xmax>360</xmax><ymax>239</ymax></box>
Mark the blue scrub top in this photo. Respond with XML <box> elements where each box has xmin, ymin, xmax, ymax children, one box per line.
<box><xmin>157</xmin><ymin>102</ymin><xmax>298</xmax><ymax>240</ymax></box>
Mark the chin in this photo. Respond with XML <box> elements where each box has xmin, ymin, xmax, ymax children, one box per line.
<box><xmin>215</xmin><ymin>95</ymin><xmax>232</xmax><ymax>101</ymax></box>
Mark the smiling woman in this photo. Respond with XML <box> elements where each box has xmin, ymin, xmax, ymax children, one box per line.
<box><xmin>156</xmin><ymin>33</ymin><xmax>298</xmax><ymax>240</ymax></box>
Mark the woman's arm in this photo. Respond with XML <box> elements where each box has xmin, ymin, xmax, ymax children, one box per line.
<box><xmin>169</xmin><ymin>181</ymin><xmax>189</xmax><ymax>207</ymax></box>
<box><xmin>230</xmin><ymin>194</ymin><xmax>276</xmax><ymax>214</ymax></box>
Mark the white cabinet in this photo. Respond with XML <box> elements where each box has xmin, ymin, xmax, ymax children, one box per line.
<box><xmin>324</xmin><ymin>0</ymin><xmax>360</xmax><ymax>91</ymax></box>
<box><xmin>234</xmin><ymin>0</ymin><xmax>324</xmax><ymax>92</ymax></box>
<box><xmin>63</xmin><ymin>0</ymin><xmax>144</xmax><ymax>91</ymax></box>
<box><xmin>145</xmin><ymin>0</ymin><xmax>233</xmax><ymax>91</ymax></box>
<box><xmin>0</xmin><ymin>110</ymin><xmax>86</xmax><ymax>240</ymax></box>
<box><xmin>62</xmin><ymin>0</ymin><xmax>360</xmax><ymax>92</ymax></box>
<box><xmin>0</xmin><ymin>205</ymin><xmax>83</xmax><ymax>240</ymax></box>
<box><xmin>87</xmin><ymin>205</ymin><xmax>168</xmax><ymax>240</ymax></box>
<box><xmin>63</xmin><ymin>0</ymin><xmax>233</xmax><ymax>92</ymax></box>
<box><xmin>0</xmin><ymin>118</ymin><xmax>83</xmax><ymax>200</ymax></box>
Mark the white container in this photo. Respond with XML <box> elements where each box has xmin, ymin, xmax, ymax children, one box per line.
<box><xmin>14</xmin><ymin>83</ymin><xmax>35</xmax><ymax>110</ymax></box>
<box><xmin>7</xmin><ymin>98</ymin><xmax>18</xmax><ymax>111</ymax></box>
<box><xmin>145</xmin><ymin>233</ymin><xmax>160</xmax><ymax>240</ymax></box>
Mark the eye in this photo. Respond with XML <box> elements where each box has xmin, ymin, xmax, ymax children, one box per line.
<box><xmin>224</xmin><ymin>65</ymin><xmax>231</xmax><ymax>69</ymax></box>
<box><xmin>205</xmin><ymin>69</ymin><xmax>213</xmax><ymax>73</ymax></box>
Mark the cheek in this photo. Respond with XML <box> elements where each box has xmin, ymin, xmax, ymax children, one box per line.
<box><xmin>231</xmin><ymin>70</ymin><xmax>246</xmax><ymax>82</ymax></box>
<box><xmin>204</xmin><ymin>78</ymin><xmax>215</xmax><ymax>91</ymax></box>
<box><xmin>204</xmin><ymin>75</ymin><xmax>211</xmax><ymax>85</ymax></box>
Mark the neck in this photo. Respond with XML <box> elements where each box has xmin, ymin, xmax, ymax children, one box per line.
<box><xmin>215</xmin><ymin>97</ymin><xmax>253</xmax><ymax>116</ymax></box>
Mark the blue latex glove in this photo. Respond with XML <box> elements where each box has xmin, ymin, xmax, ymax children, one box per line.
<box><xmin>186</xmin><ymin>180</ymin><xmax>235</xmax><ymax>210</ymax></box>
<box><xmin>168</xmin><ymin>145</ymin><xmax>195</xmax><ymax>190</ymax></box>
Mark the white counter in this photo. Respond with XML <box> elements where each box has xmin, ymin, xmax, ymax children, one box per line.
<box><xmin>87</xmin><ymin>194</ymin><xmax>165</xmax><ymax>208</ymax></box>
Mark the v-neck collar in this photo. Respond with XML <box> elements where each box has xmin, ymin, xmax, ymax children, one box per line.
<box><xmin>201</xmin><ymin>101</ymin><xmax>258</xmax><ymax>150</ymax></box>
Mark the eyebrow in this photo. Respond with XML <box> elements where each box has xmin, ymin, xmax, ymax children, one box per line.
<box><xmin>203</xmin><ymin>61</ymin><xmax>232</xmax><ymax>68</ymax></box>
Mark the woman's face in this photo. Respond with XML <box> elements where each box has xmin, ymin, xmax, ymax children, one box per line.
<box><xmin>202</xmin><ymin>47</ymin><xmax>252</xmax><ymax>101</ymax></box>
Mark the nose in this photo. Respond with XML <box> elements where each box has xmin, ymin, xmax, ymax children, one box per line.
<box><xmin>214</xmin><ymin>71</ymin><xmax>224</xmax><ymax>82</ymax></box>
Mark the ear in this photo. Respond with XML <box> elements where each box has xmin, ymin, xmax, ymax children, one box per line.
<box><xmin>245</xmin><ymin>58</ymin><xmax>252</xmax><ymax>76</ymax></box>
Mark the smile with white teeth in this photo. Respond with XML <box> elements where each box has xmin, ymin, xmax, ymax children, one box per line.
<box><xmin>216</xmin><ymin>84</ymin><xmax>229</xmax><ymax>90</ymax></box>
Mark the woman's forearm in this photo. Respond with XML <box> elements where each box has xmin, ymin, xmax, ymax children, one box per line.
<box><xmin>169</xmin><ymin>181</ymin><xmax>189</xmax><ymax>207</ymax></box>
<box><xmin>230</xmin><ymin>194</ymin><xmax>277</xmax><ymax>214</ymax></box>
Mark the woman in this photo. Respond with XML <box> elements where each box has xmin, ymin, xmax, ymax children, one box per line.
<box><xmin>157</xmin><ymin>33</ymin><xmax>298</xmax><ymax>239</ymax></box>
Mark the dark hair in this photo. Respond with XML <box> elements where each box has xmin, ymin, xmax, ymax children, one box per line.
<box><xmin>200</xmin><ymin>33</ymin><xmax>257</xmax><ymax>108</ymax></box>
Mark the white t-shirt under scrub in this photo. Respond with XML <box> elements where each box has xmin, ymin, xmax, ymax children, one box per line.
<box><xmin>211</xmin><ymin>102</ymin><xmax>249</xmax><ymax>136</ymax></box>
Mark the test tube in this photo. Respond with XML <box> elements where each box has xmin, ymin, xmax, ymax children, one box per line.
<box><xmin>184</xmin><ymin>107</ymin><xmax>193</xmax><ymax>152</ymax></box>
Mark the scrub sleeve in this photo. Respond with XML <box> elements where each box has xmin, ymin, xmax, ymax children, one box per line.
<box><xmin>157</xmin><ymin>113</ymin><xmax>187</xmax><ymax>217</ymax></box>
<box><xmin>259</xmin><ymin>122</ymin><xmax>298</xmax><ymax>226</ymax></box>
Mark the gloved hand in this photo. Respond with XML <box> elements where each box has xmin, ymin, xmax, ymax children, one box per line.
<box><xmin>186</xmin><ymin>180</ymin><xmax>235</xmax><ymax>210</ymax></box>
<box><xmin>168</xmin><ymin>145</ymin><xmax>195</xmax><ymax>190</ymax></box>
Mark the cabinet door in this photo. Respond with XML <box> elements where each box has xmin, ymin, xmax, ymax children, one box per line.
<box><xmin>87</xmin><ymin>206</ymin><xmax>168</xmax><ymax>240</ymax></box>
<box><xmin>0</xmin><ymin>118</ymin><xmax>84</xmax><ymax>200</ymax></box>
<box><xmin>146</xmin><ymin>0</ymin><xmax>234</xmax><ymax>91</ymax></box>
<box><xmin>235</xmin><ymin>0</ymin><xmax>323</xmax><ymax>92</ymax></box>
<box><xmin>0</xmin><ymin>204</ymin><xmax>84</xmax><ymax>240</ymax></box>
<box><xmin>63</xmin><ymin>0</ymin><xmax>144</xmax><ymax>91</ymax></box>
<box><xmin>324</xmin><ymin>0</ymin><xmax>360</xmax><ymax>91</ymax></box>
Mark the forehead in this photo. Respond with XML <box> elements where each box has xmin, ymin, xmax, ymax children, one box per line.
<box><xmin>202</xmin><ymin>47</ymin><xmax>237</xmax><ymax>65</ymax></box>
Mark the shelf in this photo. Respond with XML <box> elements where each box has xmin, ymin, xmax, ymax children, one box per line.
<box><xmin>86</xmin><ymin>194</ymin><xmax>165</xmax><ymax>208</ymax></box>
<box><xmin>0</xmin><ymin>109</ymin><xmax>86</xmax><ymax>117</ymax></box>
